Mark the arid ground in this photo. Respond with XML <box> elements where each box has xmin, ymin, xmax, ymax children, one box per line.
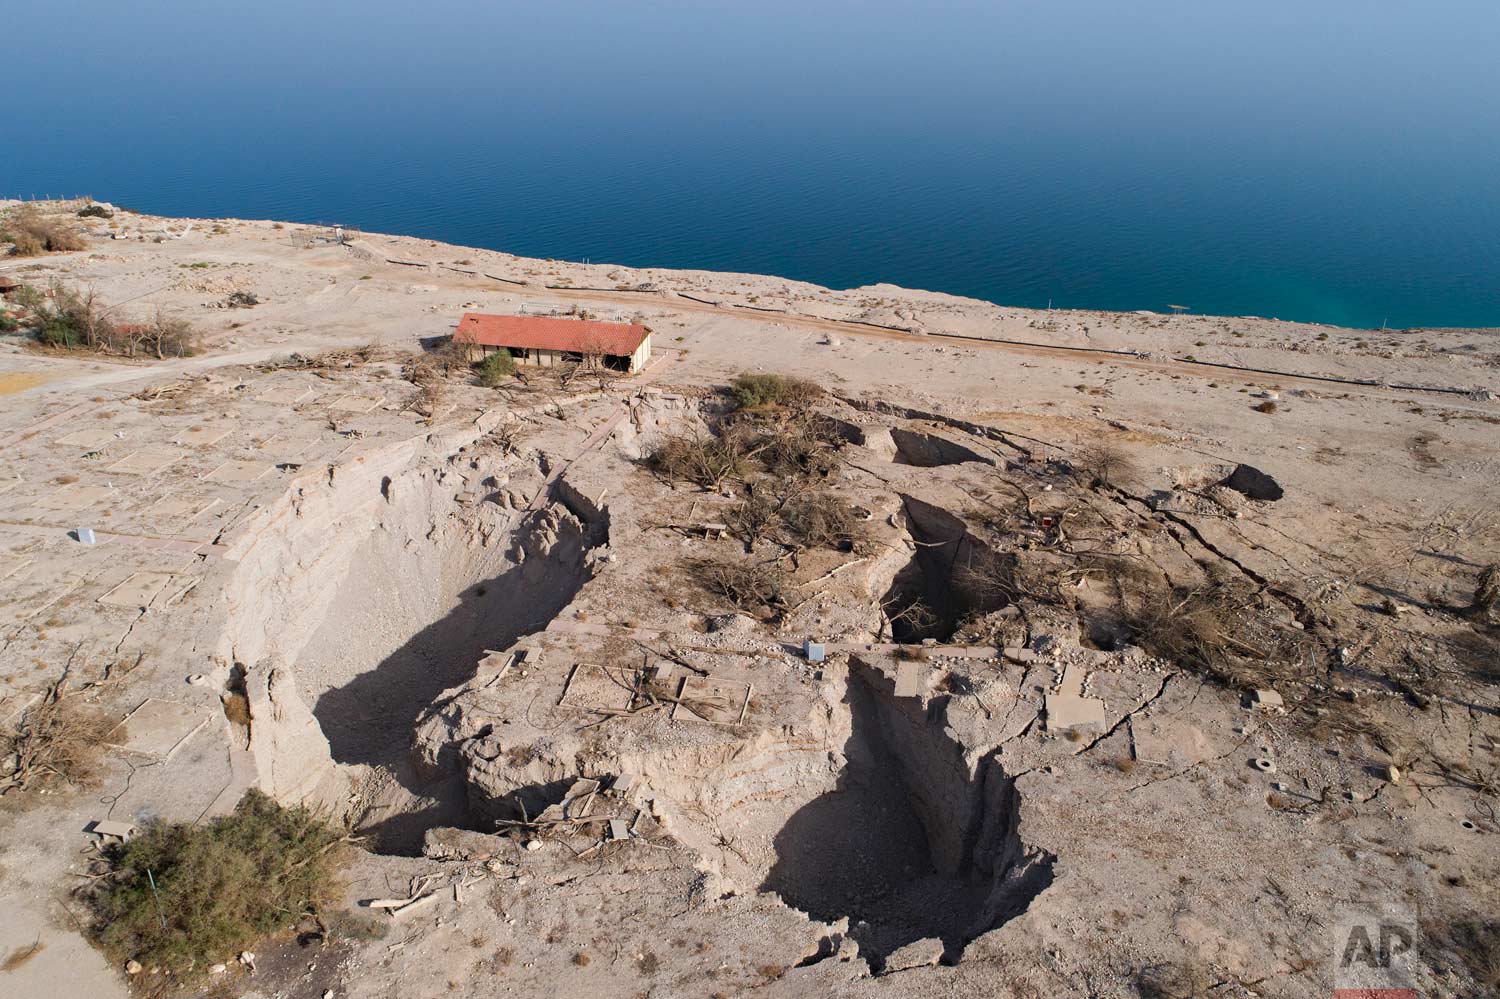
<box><xmin>1</xmin><ymin>201</ymin><xmax>1497</xmax><ymax>998</ymax></box>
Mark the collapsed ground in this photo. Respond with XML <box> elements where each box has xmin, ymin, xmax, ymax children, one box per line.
<box><xmin>0</xmin><ymin>202</ymin><xmax>1496</xmax><ymax>999</ymax></box>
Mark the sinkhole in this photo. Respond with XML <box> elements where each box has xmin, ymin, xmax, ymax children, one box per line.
<box><xmin>762</xmin><ymin>663</ymin><xmax>1053</xmax><ymax>970</ymax></box>
<box><xmin>881</xmin><ymin>496</ymin><xmax>1010</xmax><ymax>644</ymax></box>
<box><xmin>890</xmin><ymin>428</ymin><xmax>994</xmax><ymax>468</ymax></box>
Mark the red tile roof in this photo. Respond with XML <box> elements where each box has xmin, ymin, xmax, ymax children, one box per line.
<box><xmin>453</xmin><ymin>313</ymin><xmax>649</xmax><ymax>357</ymax></box>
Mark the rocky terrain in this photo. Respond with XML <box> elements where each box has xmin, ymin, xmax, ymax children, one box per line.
<box><xmin>0</xmin><ymin>201</ymin><xmax>1497</xmax><ymax>998</ymax></box>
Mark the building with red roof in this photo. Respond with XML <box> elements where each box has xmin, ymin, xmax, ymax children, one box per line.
<box><xmin>452</xmin><ymin>313</ymin><xmax>652</xmax><ymax>373</ymax></box>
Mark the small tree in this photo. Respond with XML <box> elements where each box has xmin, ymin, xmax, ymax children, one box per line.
<box><xmin>140</xmin><ymin>309</ymin><xmax>200</xmax><ymax>359</ymax></box>
<box><xmin>477</xmin><ymin>350</ymin><xmax>515</xmax><ymax>387</ymax></box>
<box><xmin>35</xmin><ymin>282</ymin><xmax>112</xmax><ymax>350</ymax></box>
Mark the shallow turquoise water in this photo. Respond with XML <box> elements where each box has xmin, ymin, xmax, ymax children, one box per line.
<box><xmin>4</xmin><ymin>1</ymin><xmax>1498</xmax><ymax>329</ymax></box>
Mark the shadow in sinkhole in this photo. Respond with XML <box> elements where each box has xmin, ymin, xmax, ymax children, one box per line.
<box><xmin>310</xmin><ymin>516</ymin><xmax>596</xmax><ymax>854</ymax></box>
<box><xmin>762</xmin><ymin>667</ymin><xmax>1053</xmax><ymax>970</ymax></box>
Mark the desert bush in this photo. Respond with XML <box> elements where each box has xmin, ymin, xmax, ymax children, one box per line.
<box><xmin>692</xmin><ymin>557</ymin><xmax>787</xmax><ymax>614</ymax></box>
<box><xmin>952</xmin><ymin>546</ymin><xmax>1024</xmax><ymax>608</ymax></box>
<box><xmin>3</xmin><ymin>206</ymin><xmax>87</xmax><ymax>256</ymax></box>
<box><xmin>1420</xmin><ymin>919</ymin><xmax>1500</xmax><ymax>994</ymax></box>
<box><xmin>750</xmin><ymin>411</ymin><xmax>844</xmax><ymax>477</ymax></box>
<box><xmin>78</xmin><ymin>204</ymin><xmax>113</xmax><ymax>219</ymax></box>
<box><xmin>0</xmin><ymin>313</ymin><xmax>17</xmax><ymax>333</ymax></box>
<box><xmin>476</xmin><ymin>350</ymin><xmax>515</xmax><ymax>387</ymax></box>
<box><xmin>7</xmin><ymin>282</ymin><xmax>46</xmax><ymax>312</ymax></box>
<box><xmin>1115</xmin><ymin>580</ymin><xmax>1294</xmax><ymax>687</ymax></box>
<box><xmin>648</xmin><ymin>428</ymin><xmax>749</xmax><ymax>491</ymax></box>
<box><xmin>781</xmin><ymin>491</ymin><xmax>863</xmax><ymax>550</ymax></box>
<box><xmin>727</xmin><ymin>372</ymin><xmax>822</xmax><ymax>411</ymax></box>
<box><xmin>93</xmin><ymin>790</ymin><xmax>349</xmax><ymax>978</ymax></box>
<box><xmin>1469</xmin><ymin>564</ymin><xmax>1499</xmax><ymax>624</ymax></box>
<box><xmin>21</xmin><ymin>284</ymin><xmax>197</xmax><ymax>357</ymax></box>
<box><xmin>0</xmin><ymin>693</ymin><xmax>111</xmax><ymax>797</ymax></box>
<box><xmin>727</xmin><ymin>490</ymin><xmax>781</xmax><ymax>551</ymax></box>
<box><xmin>136</xmin><ymin>310</ymin><xmax>200</xmax><ymax>359</ymax></box>
<box><xmin>225</xmin><ymin>290</ymin><xmax>259</xmax><ymax>308</ymax></box>
<box><xmin>1072</xmin><ymin>442</ymin><xmax>1136</xmax><ymax>488</ymax></box>
<box><xmin>1135</xmin><ymin>960</ymin><xmax>1223</xmax><ymax>998</ymax></box>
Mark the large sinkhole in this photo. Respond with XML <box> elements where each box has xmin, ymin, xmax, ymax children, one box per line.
<box><xmin>763</xmin><ymin>663</ymin><xmax>1053</xmax><ymax>970</ymax></box>
<box><xmin>292</xmin><ymin>469</ymin><xmax>604</xmax><ymax>852</ymax></box>
<box><xmin>881</xmin><ymin>495</ymin><xmax>1010</xmax><ymax>643</ymax></box>
<box><xmin>890</xmin><ymin>428</ymin><xmax>994</xmax><ymax>468</ymax></box>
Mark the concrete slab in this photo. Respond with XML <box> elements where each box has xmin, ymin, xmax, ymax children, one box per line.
<box><xmin>1131</xmin><ymin>718</ymin><xmax>1213</xmax><ymax>766</ymax></box>
<box><xmin>107</xmin><ymin>449</ymin><xmax>182</xmax><ymax>476</ymax></box>
<box><xmin>1045</xmin><ymin>692</ymin><xmax>1106</xmax><ymax>733</ymax></box>
<box><xmin>98</xmin><ymin>571</ymin><xmax>175</xmax><ymax>609</ymax></box>
<box><xmin>326</xmin><ymin>394</ymin><xmax>383</xmax><ymax>413</ymax></box>
<box><xmin>56</xmin><ymin>428</ymin><xmax>121</xmax><ymax>449</ymax></box>
<box><xmin>672</xmin><ymin>676</ymin><xmax>753</xmax><ymax>724</ymax></box>
<box><xmin>172</xmin><ymin>425</ymin><xmax>233</xmax><ymax>447</ymax></box>
<box><xmin>87</xmin><ymin>819</ymin><xmax>136</xmax><ymax>840</ymax></box>
<box><xmin>146</xmin><ymin>495</ymin><xmax>222</xmax><ymax>523</ymax></box>
<box><xmin>0</xmin><ymin>556</ymin><xmax>32</xmax><ymax>582</ymax></box>
<box><xmin>104</xmin><ymin>697</ymin><xmax>209</xmax><ymax>760</ymax></box>
<box><xmin>38</xmin><ymin>483</ymin><xmax>114</xmax><ymax>510</ymax></box>
<box><xmin>894</xmin><ymin>660</ymin><xmax>927</xmax><ymax>698</ymax></box>
<box><xmin>558</xmin><ymin>663</ymin><xmax>637</xmax><ymax>713</ymax></box>
<box><xmin>205</xmin><ymin>460</ymin><xmax>273</xmax><ymax>483</ymax></box>
<box><xmin>253</xmin><ymin>384</ymin><xmax>315</xmax><ymax>405</ymax></box>
<box><xmin>256</xmin><ymin>433</ymin><xmax>323</xmax><ymax>460</ymax></box>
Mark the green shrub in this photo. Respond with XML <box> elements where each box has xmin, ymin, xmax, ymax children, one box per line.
<box><xmin>0</xmin><ymin>313</ymin><xmax>18</xmax><ymax>333</ymax></box>
<box><xmin>727</xmin><ymin>373</ymin><xmax>822</xmax><ymax>410</ymax></box>
<box><xmin>476</xmin><ymin>350</ymin><xmax>515</xmax><ymax>386</ymax></box>
<box><xmin>38</xmin><ymin>310</ymin><xmax>85</xmax><ymax>347</ymax></box>
<box><xmin>77</xmin><ymin>204</ymin><xmax>113</xmax><ymax>219</ymax></box>
<box><xmin>28</xmin><ymin>283</ymin><xmax>111</xmax><ymax>350</ymax></box>
<box><xmin>94</xmin><ymin>790</ymin><xmax>348</xmax><ymax>978</ymax></box>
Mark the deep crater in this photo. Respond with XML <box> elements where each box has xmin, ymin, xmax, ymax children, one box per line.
<box><xmin>224</xmin><ymin>448</ymin><xmax>605</xmax><ymax>854</ymax></box>
<box><xmin>881</xmin><ymin>495</ymin><xmax>1010</xmax><ymax>643</ymax></box>
<box><xmin>763</xmin><ymin>663</ymin><xmax>1053</xmax><ymax>969</ymax></box>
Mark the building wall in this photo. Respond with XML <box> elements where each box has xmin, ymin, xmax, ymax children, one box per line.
<box><xmin>630</xmin><ymin>334</ymin><xmax>652</xmax><ymax>373</ymax></box>
<box><xmin>460</xmin><ymin>336</ymin><xmax>649</xmax><ymax>372</ymax></box>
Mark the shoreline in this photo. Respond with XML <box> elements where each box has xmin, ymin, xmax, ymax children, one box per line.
<box><xmin>5</xmin><ymin>197</ymin><xmax>1497</xmax><ymax>336</ymax></box>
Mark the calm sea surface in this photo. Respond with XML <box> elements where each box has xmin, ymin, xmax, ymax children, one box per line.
<box><xmin>5</xmin><ymin>1</ymin><xmax>1499</xmax><ymax>329</ymax></box>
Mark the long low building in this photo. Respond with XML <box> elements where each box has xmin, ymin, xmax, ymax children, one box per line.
<box><xmin>452</xmin><ymin>313</ymin><xmax>652</xmax><ymax>373</ymax></box>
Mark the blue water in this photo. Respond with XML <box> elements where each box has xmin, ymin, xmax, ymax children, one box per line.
<box><xmin>6</xmin><ymin>1</ymin><xmax>1499</xmax><ymax>329</ymax></box>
